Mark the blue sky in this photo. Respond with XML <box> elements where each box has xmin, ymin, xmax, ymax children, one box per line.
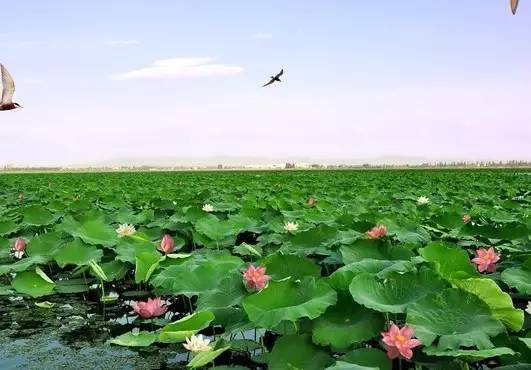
<box><xmin>1</xmin><ymin>1</ymin><xmax>530</xmax><ymax>165</ymax></box>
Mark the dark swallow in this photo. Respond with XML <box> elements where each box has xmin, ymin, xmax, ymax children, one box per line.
<box><xmin>0</xmin><ymin>64</ymin><xmax>22</xmax><ymax>111</ymax></box>
<box><xmin>262</xmin><ymin>69</ymin><xmax>284</xmax><ymax>87</ymax></box>
<box><xmin>511</xmin><ymin>0</ymin><xmax>519</xmax><ymax>14</ymax></box>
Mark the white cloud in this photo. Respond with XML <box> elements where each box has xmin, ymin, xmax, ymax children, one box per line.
<box><xmin>105</xmin><ymin>40</ymin><xmax>140</xmax><ymax>47</ymax></box>
<box><xmin>251</xmin><ymin>32</ymin><xmax>273</xmax><ymax>40</ymax></box>
<box><xmin>111</xmin><ymin>57</ymin><xmax>244</xmax><ymax>80</ymax></box>
<box><xmin>23</xmin><ymin>77</ymin><xmax>43</xmax><ymax>84</ymax></box>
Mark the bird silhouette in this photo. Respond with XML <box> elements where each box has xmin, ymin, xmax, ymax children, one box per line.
<box><xmin>262</xmin><ymin>69</ymin><xmax>284</xmax><ymax>87</ymax></box>
<box><xmin>1</xmin><ymin>64</ymin><xmax>22</xmax><ymax>111</ymax></box>
<box><xmin>511</xmin><ymin>0</ymin><xmax>519</xmax><ymax>14</ymax></box>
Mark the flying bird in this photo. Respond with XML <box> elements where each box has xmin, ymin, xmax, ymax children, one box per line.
<box><xmin>1</xmin><ymin>64</ymin><xmax>22</xmax><ymax>111</ymax></box>
<box><xmin>262</xmin><ymin>69</ymin><xmax>283</xmax><ymax>87</ymax></box>
<box><xmin>511</xmin><ymin>0</ymin><xmax>519</xmax><ymax>14</ymax></box>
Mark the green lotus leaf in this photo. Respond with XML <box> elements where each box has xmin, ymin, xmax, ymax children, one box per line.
<box><xmin>115</xmin><ymin>237</ymin><xmax>156</xmax><ymax>264</ymax></box>
<box><xmin>196</xmin><ymin>272</ymin><xmax>247</xmax><ymax>310</ymax></box>
<box><xmin>262</xmin><ymin>253</ymin><xmax>320</xmax><ymax>280</ymax></box>
<box><xmin>268</xmin><ymin>334</ymin><xmax>334</xmax><ymax>370</ymax></box>
<box><xmin>0</xmin><ymin>255</ymin><xmax>50</xmax><ymax>276</ymax></box>
<box><xmin>111</xmin><ymin>331</ymin><xmax>157</xmax><ymax>347</ymax></box>
<box><xmin>22</xmin><ymin>205</ymin><xmax>56</xmax><ymax>226</ymax></box>
<box><xmin>453</xmin><ymin>278</ymin><xmax>524</xmax><ymax>331</ymax></box>
<box><xmin>290</xmin><ymin>224</ymin><xmax>338</xmax><ymax>251</ymax></box>
<box><xmin>54</xmin><ymin>239</ymin><xmax>103</xmax><ymax>268</ymax></box>
<box><xmin>158</xmin><ymin>311</ymin><xmax>215</xmax><ymax>343</ymax></box>
<box><xmin>312</xmin><ymin>294</ymin><xmax>385</xmax><ymax>350</ymax></box>
<box><xmin>422</xmin><ymin>346</ymin><xmax>515</xmax><ymax>360</ymax></box>
<box><xmin>60</xmin><ymin>214</ymin><xmax>118</xmax><ymax>247</ymax></box>
<box><xmin>327</xmin><ymin>259</ymin><xmax>416</xmax><ymax>291</ymax></box>
<box><xmin>91</xmin><ymin>260</ymin><xmax>128</xmax><ymax>281</ymax></box>
<box><xmin>134</xmin><ymin>249</ymin><xmax>161</xmax><ymax>283</ymax></box>
<box><xmin>194</xmin><ymin>215</ymin><xmax>235</xmax><ymax>242</ymax></box>
<box><xmin>407</xmin><ymin>288</ymin><xmax>506</xmax><ymax>350</ymax></box>
<box><xmin>188</xmin><ymin>346</ymin><xmax>230</xmax><ymax>369</ymax></box>
<box><xmin>0</xmin><ymin>220</ymin><xmax>19</xmax><ymax>236</ymax></box>
<box><xmin>325</xmin><ymin>362</ymin><xmax>377</xmax><ymax>370</ymax></box>
<box><xmin>349</xmin><ymin>268</ymin><xmax>448</xmax><ymax>313</ymax></box>
<box><xmin>151</xmin><ymin>256</ymin><xmax>243</xmax><ymax>297</ymax></box>
<box><xmin>501</xmin><ymin>267</ymin><xmax>531</xmax><ymax>295</ymax></box>
<box><xmin>339</xmin><ymin>348</ymin><xmax>391</xmax><ymax>370</ymax></box>
<box><xmin>26</xmin><ymin>232</ymin><xmax>63</xmax><ymax>258</ymax></box>
<box><xmin>519</xmin><ymin>337</ymin><xmax>531</xmax><ymax>349</ymax></box>
<box><xmin>419</xmin><ymin>242</ymin><xmax>476</xmax><ymax>279</ymax></box>
<box><xmin>55</xmin><ymin>278</ymin><xmax>90</xmax><ymax>293</ymax></box>
<box><xmin>11</xmin><ymin>270</ymin><xmax>55</xmax><ymax>297</ymax></box>
<box><xmin>242</xmin><ymin>278</ymin><xmax>337</xmax><ymax>329</ymax></box>
<box><xmin>340</xmin><ymin>239</ymin><xmax>414</xmax><ymax>264</ymax></box>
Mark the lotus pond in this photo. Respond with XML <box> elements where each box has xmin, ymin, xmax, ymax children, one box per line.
<box><xmin>0</xmin><ymin>169</ymin><xmax>530</xmax><ymax>369</ymax></box>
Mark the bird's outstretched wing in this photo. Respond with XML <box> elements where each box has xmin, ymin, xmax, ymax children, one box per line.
<box><xmin>1</xmin><ymin>64</ymin><xmax>15</xmax><ymax>105</ymax></box>
<box><xmin>275</xmin><ymin>69</ymin><xmax>284</xmax><ymax>78</ymax></box>
<box><xmin>511</xmin><ymin>0</ymin><xmax>519</xmax><ymax>14</ymax></box>
<box><xmin>262</xmin><ymin>79</ymin><xmax>275</xmax><ymax>87</ymax></box>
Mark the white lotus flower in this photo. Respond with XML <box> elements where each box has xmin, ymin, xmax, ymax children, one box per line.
<box><xmin>417</xmin><ymin>196</ymin><xmax>430</xmax><ymax>205</ymax></box>
<box><xmin>284</xmin><ymin>221</ymin><xmax>299</xmax><ymax>232</ymax></box>
<box><xmin>202</xmin><ymin>204</ymin><xmax>214</xmax><ymax>212</ymax></box>
<box><xmin>183</xmin><ymin>334</ymin><xmax>212</xmax><ymax>353</ymax></box>
<box><xmin>116</xmin><ymin>224</ymin><xmax>136</xmax><ymax>237</ymax></box>
<box><xmin>526</xmin><ymin>301</ymin><xmax>531</xmax><ymax>315</ymax></box>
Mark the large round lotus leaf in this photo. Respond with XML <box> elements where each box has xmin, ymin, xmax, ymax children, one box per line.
<box><xmin>290</xmin><ymin>224</ymin><xmax>339</xmax><ymax>250</ymax></box>
<box><xmin>22</xmin><ymin>205</ymin><xmax>55</xmax><ymax>226</ymax></box>
<box><xmin>0</xmin><ymin>255</ymin><xmax>49</xmax><ymax>276</ymax></box>
<box><xmin>26</xmin><ymin>232</ymin><xmax>63</xmax><ymax>257</ymax></box>
<box><xmin>11</xmin><ymin>270</ymin><xmax>55</xmax><ymax>297</ymax></box>
<box><xmin>188</xmin><ymin>346</ymin><xmax>230</xmax><ymax>369</ymax></box>
<box><xmin>419</xmin><ymin>242</ymin><xmax>476</xmax><ymax>279</ymax></box>
<box><xmin>407</xmin><ymin>288</ymin><xmax>506</xmax><ymax>350</ymax></box>
<box><xmin>54</xmin><ymin>239</ymin><xmax>103</xmax><ymax>268</ymax></box>
<box><xmin>423</xmin><ymin>346</ymin><xmax>515</xmax><ymax>360</ymax></box>
<box><xmin>196</xmin><ymin>272</ymin><xmax>247</xmax><ymax>310</ymax></box>
<box><xmin>340</xmin><ymin>240</ymin><xmax>414</xmax><ymax>264</ymax></box>
<box><xmin>60</xmin><ymin>214</ymin><xmax>118</xmax><ymax>247</ymax></box>
<box><xmin>111</xmin><ymin>331</ymin><xmax>157</xmax><ymax>347</ymax></box>
<box><xmin>243</xmin><ymin>278</ymin><xmax>337</xmax><ymax>329</ymax></box>
<box><xmin>453</xmin><ymin>278</ymin><xmax>524</xmax><ymax>332</ymax></box>
<box><xmin>115</xmin><ymin>238</ymin><xmax>156</xmax><ymax>264</ymax></box>
<box><xmin>268</xmin><ymin>334</ymin><xmax>334</xmax><ymax>370</ymax></box>
<box><xmin>312</xmin><ymin>294</ymin><xmax>385</xmax><ymax>350</ymax></box>
<box><xmin>325</xmin><ymin>362</ymin><xmax>378</xmax><ymax>370</ymax></box>
<box><xmin>339</xmin><ymin>348</ymin><xmax>391</xmax><ymax>370</ymax></box>
<box><xmin>262</xmin><ymin>253</ymin><xmax>320</xmax><ymax>280</ymax></box>
<box><xmin>0</xmin><ymin>220</ymin><xmax>19</xmax><ymax>236</ymax></box>
<box><xmin>194</xmin><ymin>215</ymin><xmax>235</xmax><ymax>241</ymax></box>
<box><xmin>349</xmin><ymin>268</ymin><xmax>448</xmax><ymax>313</ymax></box>
<box><xmin>327</xmin><ymin>259</ymin><xmax>416</xmax><ymax>291</ymax></box>
<box><xmin>501</xmin><ymin>267</ymin><xmax>531</xmax><ymax>294</ymax></box>
<box><xmin>158</xmin><ymin>311</ymin><xmax>214</xmax><ymax>343</ymax></box>
<box><xmin>151</xmin><ymin>255</ymin><xmax>243</xmax><ymax>297</ymax></box>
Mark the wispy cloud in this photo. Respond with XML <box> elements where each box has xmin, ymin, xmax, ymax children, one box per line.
<box><xmin>23</xmin><ymin>77</ymin><xmax>43</xmax><ymax>84</ymax></box>
<box><xmin>18</xmin><ymin>41</ymin><xmax>44</xmax><ymax>47</ymax></box>
<box><xmin>251</xmin><ymin>32</ymin><xmax>273</xmax><ymax>40</ymax></box>
<box><xmin>111</xmin><ymin>57</ymin><xmax>244</xmax><ymax>80</ymax></box>
<box><xmin>105</xmin><ymin>40</ymin><xmax>140</xmax><ymax>47</ymax></box>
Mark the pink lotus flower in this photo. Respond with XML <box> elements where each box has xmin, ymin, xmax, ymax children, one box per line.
<box><xmin>12</xmin><ymin>238</ymin><xmax>27</xmax><ymax>252</ymax></box>
<box><xmin>242</xmin><ymin>265</ymin><xmax>271</xmax><ymax>291</ymax></box>
<box><xmin>381</xmin><ymin>322</ymin><xmax>421</xmax><ymax>360</ymax></box>
<box><xmin>462</xmin><ymin>214</ymin><xmax>471</xmax><ymax>223</ymax></box>
<box><xmin>472</xmin><ymin>247</ymin><xmax>500</xmax><ymax>273</ymax></box>
<box><xmin>133</xmin><ymin>297</ymin><xmax>168</xmax><ymax>318</ymax></box>
<box><xmin>157</xmin><ymin>234</ymin><xmax>175</xmax><ymax>254</ymax></box>
<box><xmin>366</xmin><ymin>225</ymin><xmax>387</xmax><ymax>239</ymax></box>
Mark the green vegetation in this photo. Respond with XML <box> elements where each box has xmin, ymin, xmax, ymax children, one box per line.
<box><xmin>0</xmin><ymin>169</ymin><xmax>530</xmax><ymax>369</ymax></box>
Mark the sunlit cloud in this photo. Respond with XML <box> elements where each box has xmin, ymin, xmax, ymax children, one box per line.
<box><xmin>251</xmin><ymin>32</ymin><xmax>273</xmax><ymax>40</ymax></box>
<box><xmin>111</xmin><ymin>57</ymin><xmax>244</xmax><ymax>80</ymax></box>
<box><xmin>105</xmin><ymin>40</ymin><xmax>140</xmax><ymax>47</ymax></box>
